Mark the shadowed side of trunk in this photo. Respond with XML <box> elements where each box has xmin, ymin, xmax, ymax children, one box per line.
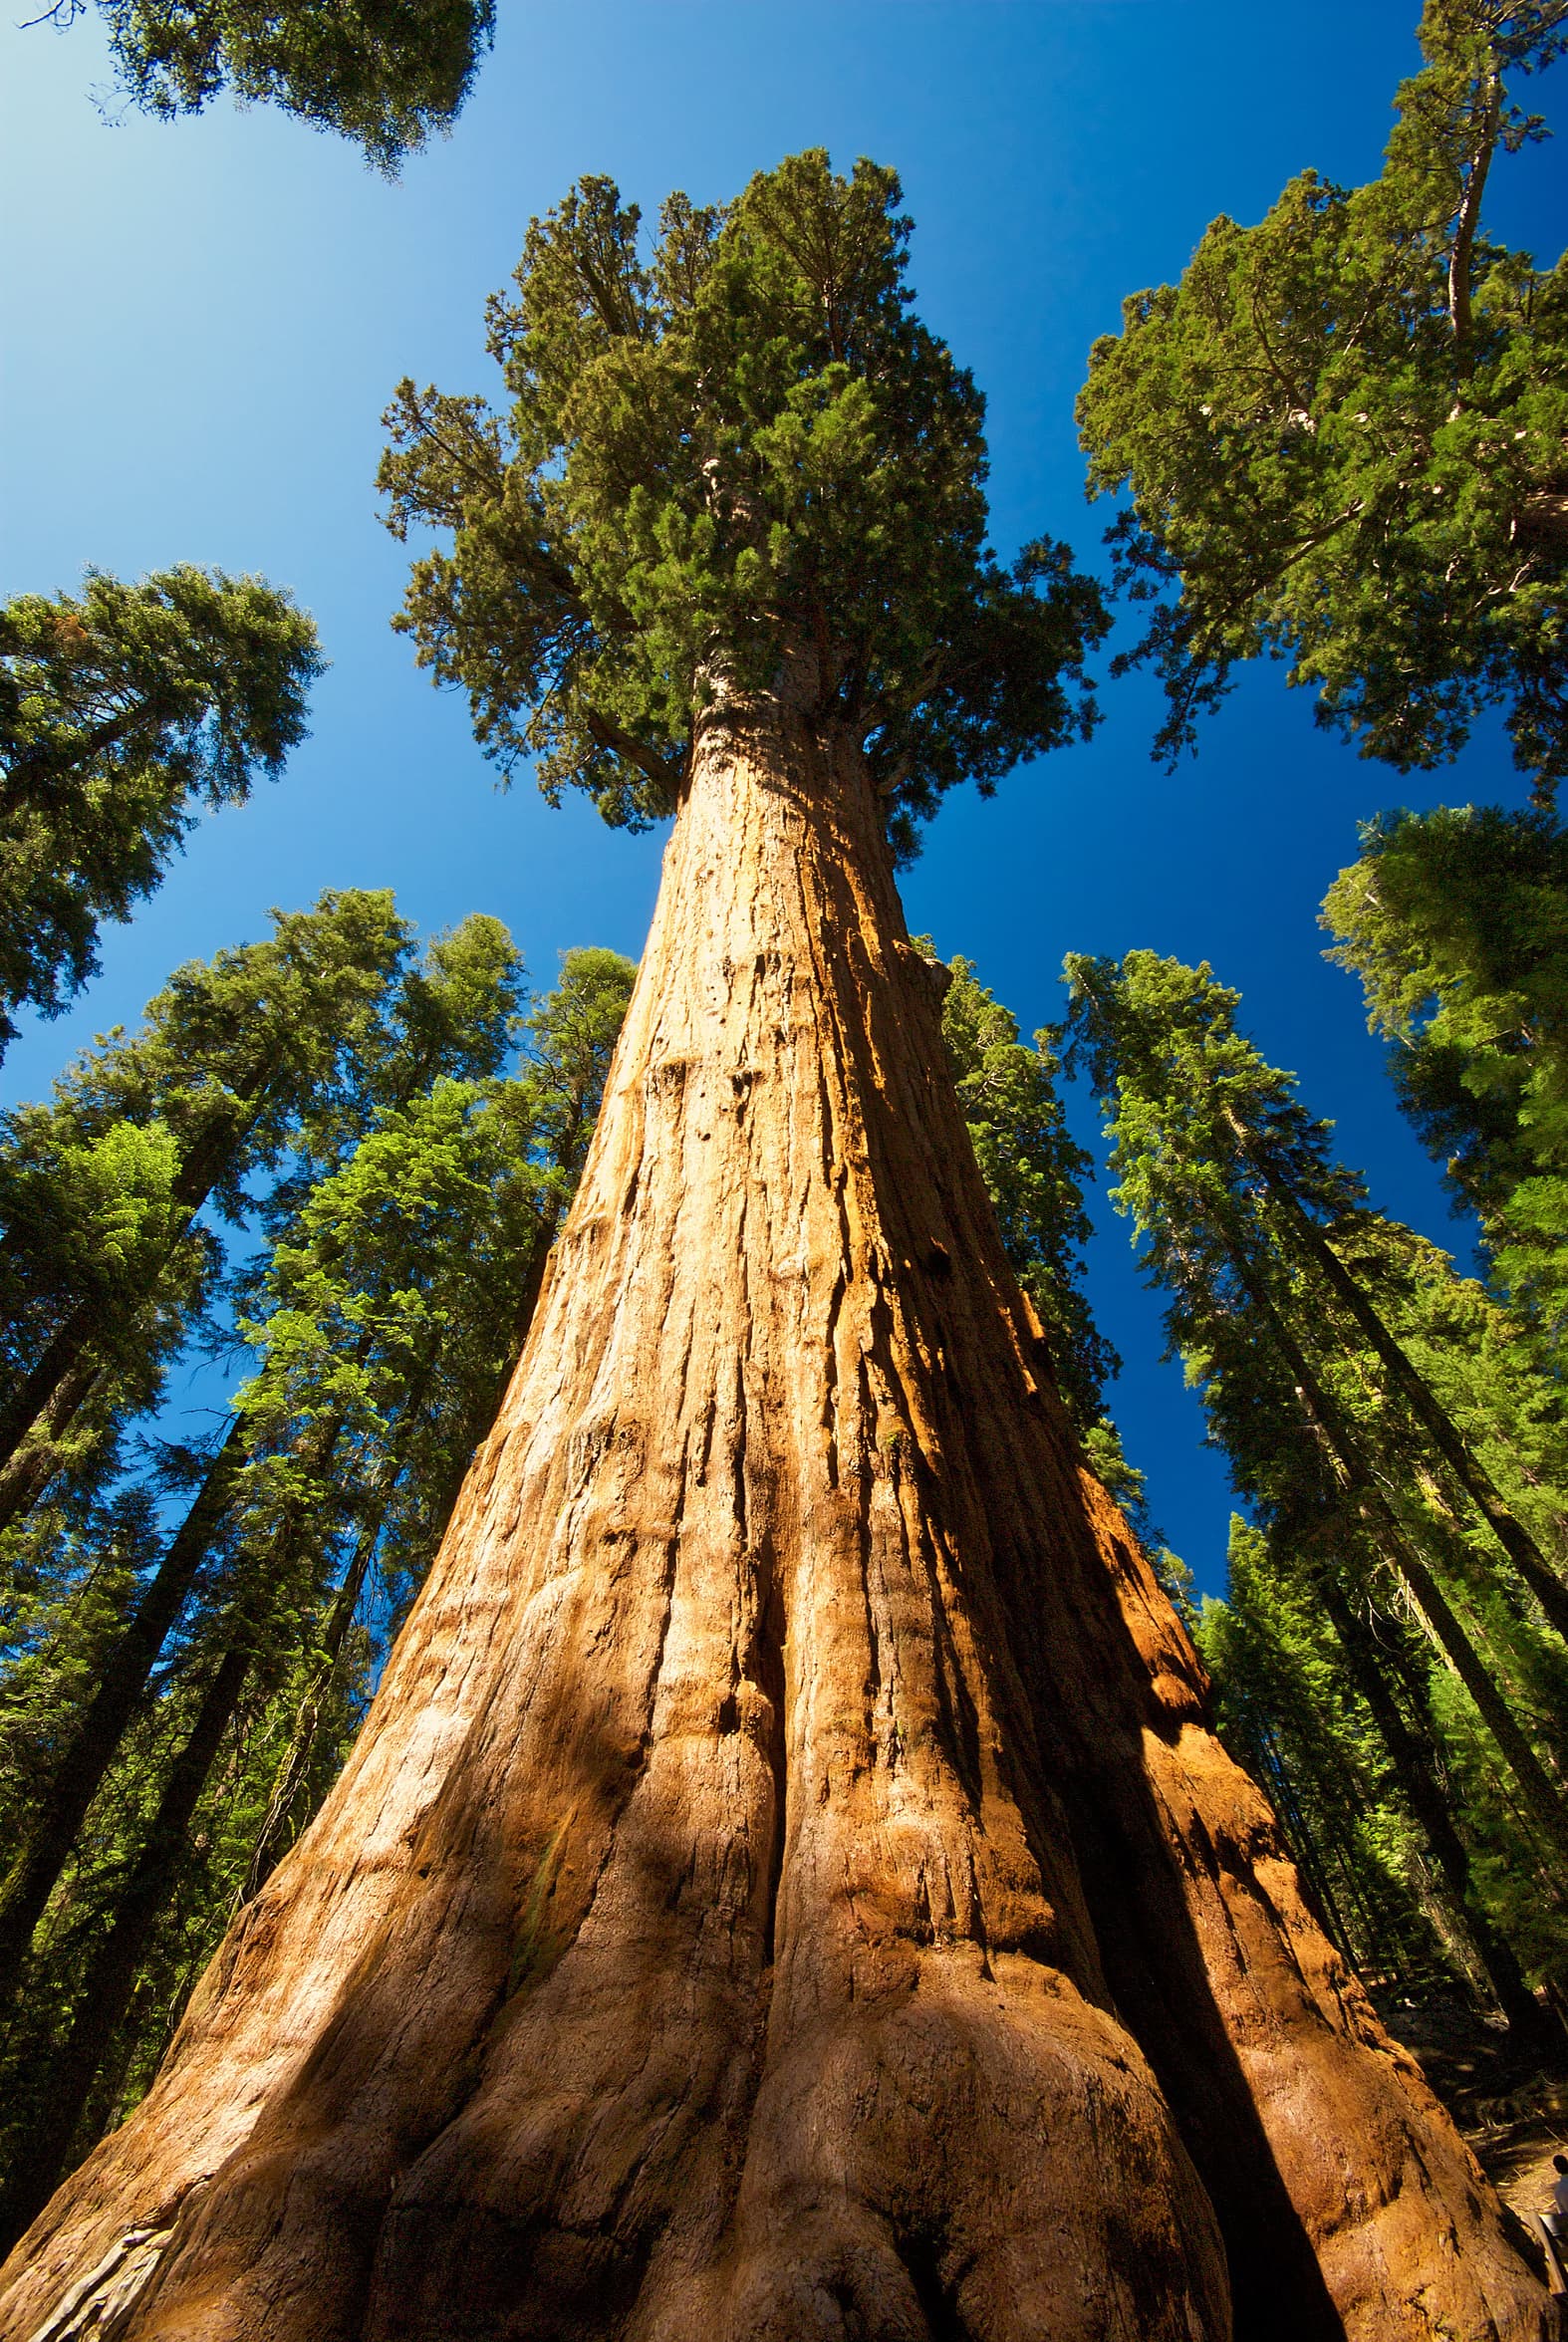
<box><xmin>0</xmin><ymin>691</ymin><xmax>1546</xmax><ymax>2342</ymax></box>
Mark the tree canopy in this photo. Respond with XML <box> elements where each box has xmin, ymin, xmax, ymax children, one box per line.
<box><xmin>1077</xmin><ymin>0</ymin><xmax>1568</xmax><ymax>785</ymax></box>
<box><xmin>0</xmin><ymin>567</ymin><xmax>324</xmax><ymax>1053</ymax></box>
<box><xmin>0</xmin><ymin>891</ymin><xmax>427</xmax><ymax>1539</ymax></box>
<box><xmin>379</xmin><ymin>150</ymin><xmax>1107</xmax><ymax>857</ymax></box>
<box><xmin>36</xmin><ymin>0</ymin><xmax>494</xmax><ymax>171</ymax></box>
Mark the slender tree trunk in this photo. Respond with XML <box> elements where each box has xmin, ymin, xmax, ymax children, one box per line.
<box><xmin>1220</xmin><ymin>1215</ymin><xmax>1568</xmax><ymax>1869</ymax></box>
<box><xmin>240</xmin><ymin>1463</ymin><xmax>397</xmax><ymax>1902</ymax></box>
<box><xmin>1314</xmin><ymin>1560</ymin><xmax>1550</xmax><ymax>2041</ymax></box>
<box><xmin>0</xmin><ymin>1418</ymin><xmax>248</xmax><ymax>2000</ymax></box>
<box><xmin>1240</xmin><ymin>1125</ymin><xmax>1568</xmax><ymax>1645</ymax></box>
<box><xmin>0</xmin><ymin>1641</ymin><xmax>253</xmax><ymax>2254</ymax></box>
<box><xmin>0</xmin><ymin>692</ymin><xmax>1545</xmax><ymax>2341</ymax></box>
<box><xmin>1248</xmin><ymin>1722</ymin><xmax>1358</xmax><ymax>1963</ymax></box>
<box><xmin>0</xmin><ymin>1393</ymin><xmax>351</xmax><ymax>2016</ymax></box>
<box><xmin>0</xmin><ymin>1355</ymin><xmax>105</xmax><ymax>1536</ymax></box>
<box><xmin>0</xmin><ymin>1306</ymin><xmax>99</xmax><ymax>1481</ymax></box>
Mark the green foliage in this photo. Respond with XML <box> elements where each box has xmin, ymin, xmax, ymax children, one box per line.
<box><xmin>42</xmin><ymin>0</ymin><xmax>494</xmax><ymax>171</ymax></box>
<box><xmin>380</xmin><ymin>152</ymin><xmax>1106</xmax><ymax>855</ymax></box>
<box><xmin>925</xmin><ymin>944</ymin><xmax>1117</xmax><ymax>1430</ymax></box>
<box><xmin>1078</xmin><ymin>0</ymin><xmax>1568</xmax><ymax>785</ymax></box>
<box><xmin>1324</xmin><ymin>800</ymin><xmax>1568</xmax><ymax>1335</ymax></box>
<box><xmin>0</xmin><ymin>891</ymin><xmax>418</xmax><ymax>1516</ymax></box>
<box><xmin>0</xmin><ymin>567</ymin><xmax>324</xmax><ymax>1051</ymax></box>
<box><xmin>0</xmin><ymin>1490</ymin><xmax>161</xmax><ymax>1779</ymax></box>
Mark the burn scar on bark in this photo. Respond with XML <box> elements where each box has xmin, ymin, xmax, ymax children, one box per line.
<box><xmin>22</xmin><ymin>2194</ymin><xmax>200</xmax><ymax>2342</ymax></box>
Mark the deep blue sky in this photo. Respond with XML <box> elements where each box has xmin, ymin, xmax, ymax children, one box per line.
<box><xmin>2</xmin><ymin>0</ymin><xmax>1560</xmax><ymax>1592</ymax></box>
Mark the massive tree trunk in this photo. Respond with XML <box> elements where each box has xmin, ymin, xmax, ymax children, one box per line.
<box><xmin>0</xmin><ymin>686</ymin><xmax>1546</xmax><ymax>2342</ymax></box>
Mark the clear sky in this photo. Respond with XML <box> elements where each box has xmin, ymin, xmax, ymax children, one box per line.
<box><xmin>2</xmin><ymin>0</ymin><xmax>1560</xmax><ymax>1592</ymax></box>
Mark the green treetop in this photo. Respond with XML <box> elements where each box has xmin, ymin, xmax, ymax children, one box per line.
<box><xmin>1077</xmin><ymin>0</ymin><xmax>1568</xmax><ymax>785</ymax></box>
<box><xmin>380</xmin><ymin>151</ymin><xmax>1107</xmax><ymax>859</ymax></box>
<box><xmin>0</xmin><ymin>568</ymin><xmax>324</xmax><ymax>1053</ymax></box>
<box><xmin>1323</xmin><ymin>801</ymin><xmax>1568</xmax><ymax>1332</ymax></box>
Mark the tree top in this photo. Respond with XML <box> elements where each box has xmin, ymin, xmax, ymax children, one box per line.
<box><xmin>381</xmin><ymin>150</ymin><xmax>1107</xmax><ymax>857</ymax></box>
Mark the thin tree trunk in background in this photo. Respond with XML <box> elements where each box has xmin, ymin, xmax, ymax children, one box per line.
<box><xmin>0</xmin><ymin>1641</ymin><xmax>253</xmax><ymax>2254</ymax></box>
<box><xmin>0</xmin><ymin>690</ymin><xmax>1545</xmax><ymax>2342</ymax></box>
<box><xmin>1248</xmin><ymin>1722</ymin><xmax>1359</xmax><ymax>1963</ymax></box>
<box><xmin>1221</xmin><ymin>1218</ymin><xmax>1568</xmax><ymax>1869</ymax></box>
<box><xmin>1241</xmin><ymin>1126</ymin><xmax>1568</xmax><ymax>1644</ymax></box>
<box><xmin>0</xmin><ymin>1309</ymin><xmax>99</xmax><ymax>1483</ymax></box>
<box><xmin>1314</xmin><ymin>1560</ymin><xmax>1549</xmax><ymax>2039</ymax></box>
<box><xmin>0</xmin><ymin>1398</ymin><xmax>348</xmax><ymax>2038</ymax></box>
<box><xmin>0</xmin><ymin>1355</ymin><xmax>103</xmax><ymax>1536</ymax></box>
<box><xmin>240</xmin><ymin>1469</ymin><xmax>396</xmax><ymax>1902</ymax></box>
<box><xmin>0</xmin><ymin>1417</ymin><xmax>249</xmax><ymax>2001</ymax></box>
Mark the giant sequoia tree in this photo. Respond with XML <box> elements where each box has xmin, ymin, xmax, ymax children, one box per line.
<box><xmin>0</xmin><ymin>154</ymin><xmax>1548</xmax><ymax>2342</ymax></box>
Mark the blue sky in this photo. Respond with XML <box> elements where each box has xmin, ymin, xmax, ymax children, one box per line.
<box><xmin>2</xmin><ymin>0</ymin><xmax>1560</xmax><ymax>1591</ymax></box>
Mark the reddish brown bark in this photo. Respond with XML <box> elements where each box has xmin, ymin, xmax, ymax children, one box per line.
<box><xmin>0</xmin><ymin>687</ymin><xmax>1547</xmax><ymax>2342</ymax></box>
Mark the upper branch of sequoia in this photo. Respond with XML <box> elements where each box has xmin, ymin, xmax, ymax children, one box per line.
<box><xmin>378</xmin><ymin>151</ymin><xmax>1109</xmax><ymax>853</ymax></box>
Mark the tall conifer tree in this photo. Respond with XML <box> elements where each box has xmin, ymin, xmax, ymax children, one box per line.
<box><xmin>1064</xmin><ymin>946</ymin><xmax>1568</xmax><ymax>2035</ymax></box>
<box><xmin>0</xmin><ymin>891</ymin><xmax>416</xmax><ymax>1536</ymax></box>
